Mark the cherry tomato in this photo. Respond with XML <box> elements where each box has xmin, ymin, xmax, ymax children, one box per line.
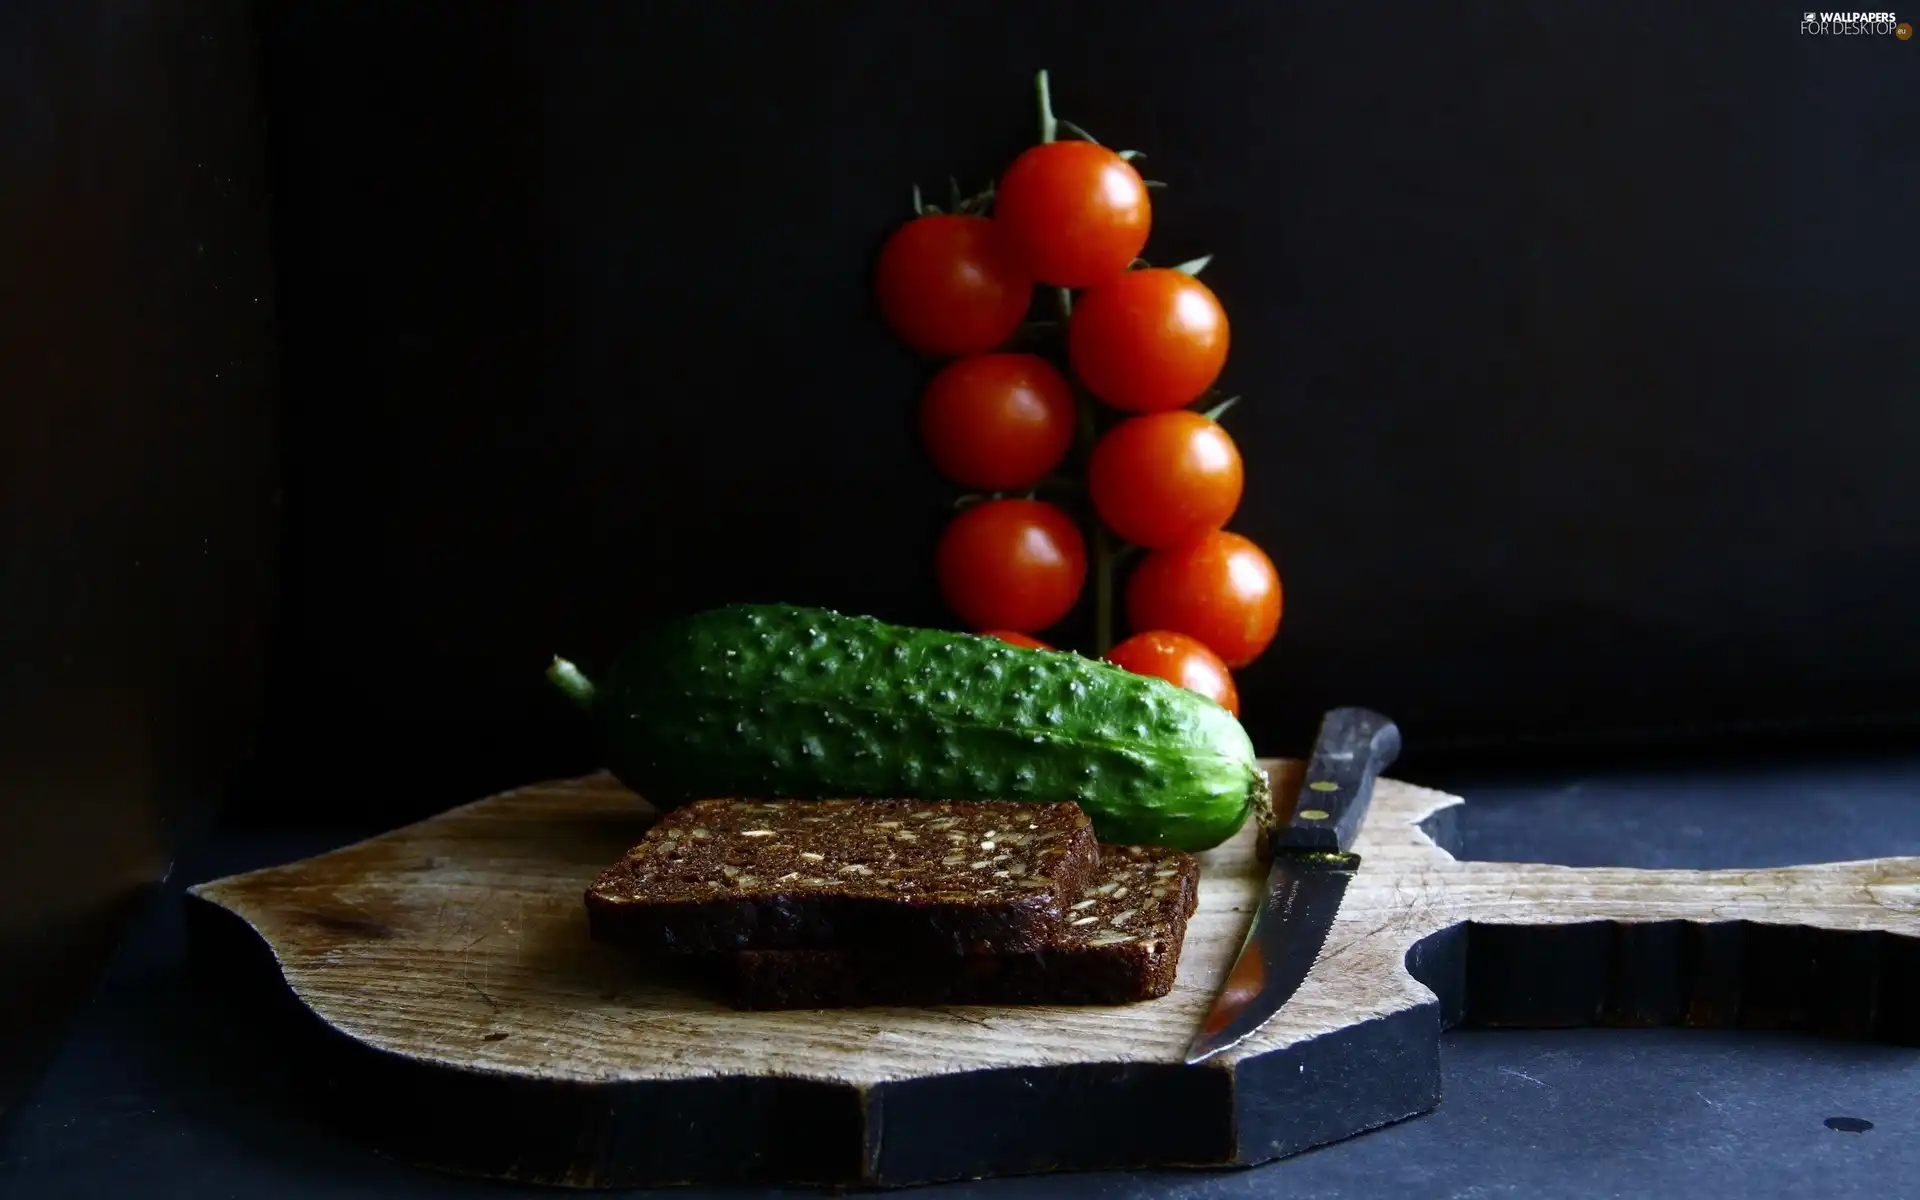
<box><xmin>1068</xmin><ymin>268</ymin><xmax>1229</xmax><ymax>413</ymax></box>
<box><xmin>1125</xmin><ymin>530</ymin><xmax>1281</xmax><ymax>668</ymax></box>
<box><xmin>919</xmin><ymin>354</ymin><xmax>1077</xmax><ymax>490</ymax></box>
<box><xmin>875</xmin><ymin>214</ymin><xmax>1033</xmax><ymax>358</ymax></box>
<box><xmin>935</xmin><ymin>498</ymin><xmax>1087</xmax><ymax>632</ymax></box>
<box><xmin>979</xmin><ymin>629</ymin><xmax>1054</xmax><ymax>651</ymax></box>
<box><xmin>1087</xmin><ymin>411</ymin><xmax>1243</xmax><ymax>549</ymax></box>
<box><xmin>1105</xmin><ymin>630</ymin><xmax>1240</xmax><ymax>717</ymax></box>
<box><xmin>994</xmin><ymin>141</ymin><xmax>1152</xmax><ymax>289</ymax></box>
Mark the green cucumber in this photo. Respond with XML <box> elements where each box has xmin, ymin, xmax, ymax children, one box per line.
<box><xmin>548</xmin><ymin>603</ymin><xmax>1266</xmax><ymax>851</ymax></box>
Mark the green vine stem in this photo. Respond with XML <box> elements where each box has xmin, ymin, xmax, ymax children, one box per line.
<box><xmin>1035</xmin><ymin>68</ymin><xmax>1117</xmax><ymax>657</ymax></box>
<box><xmin>1036</xmin><ymin>68</ymin><xmax>1059</xmax><ymax>145</ymax></box>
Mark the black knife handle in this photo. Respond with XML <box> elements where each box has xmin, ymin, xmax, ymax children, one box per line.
<box><xmin>1275</xmin><ymin>707</ymin><xmax>1402</xmax><ymax>855</ymax></box>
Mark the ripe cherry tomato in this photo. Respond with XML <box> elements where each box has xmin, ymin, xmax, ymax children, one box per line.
<box><xmin>875</xmin><ymin>214</ymin><xmax>1033</xmax><ymax>358</ymax></box>
<box><xmin>1068</xmin><ymin>268</ymin><xmax>1229</xmax><ymax>413</ymax></box>
<box><xmin>994</xmin><ymin>141</ymin><xmax>1152</xmax><ymax>289</ymax></box>
<box><xmin>979</xmin><ymin>629</ymin><xmax>1054</xmax><ymax>651</ymax></box>
<box><xmin>1105</xmin><ymin>630</ymin><xmax>1239</xmax><ymax>717</ymax></box>
<box><xmin>1087</xmin><ymin>411</ymin><xmax>1243</xmax><ymax>549</ymax></box>
<box><xmin>919</xmin><ymin>354</ymin><xmax>1078</xmax><ymax>491</ymax></box>
<box><xmin>935</xmin><ymin>498</ymin><xmax>1087</xmax><ymax>633</ymax></box>
<box><xmin>1125</xmin><ymin>530</ymin><xmax>1280</xmax><ymax>668</ymax></box>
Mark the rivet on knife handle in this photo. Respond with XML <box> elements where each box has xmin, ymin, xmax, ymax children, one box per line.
<box><xmin>1276</xmin><ymin>707</ymin><xmax>1403</xmax><ymax>856</ymax></box>
<box><xmin>1185</xmin><ymin>707</ymin><xmax>1402</xmax><ymax>1067</ymax></box>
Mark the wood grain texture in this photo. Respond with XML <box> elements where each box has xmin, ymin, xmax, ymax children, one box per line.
<box><xmin>184</xmin><ymin>762</ymin><xmax>1920</xmax><ymax>1189</ymax></box>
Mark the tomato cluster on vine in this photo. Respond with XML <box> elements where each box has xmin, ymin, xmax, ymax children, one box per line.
<box><xmin>872</xmin><ymin>72</ymin><xmax>1283</xmax><ymax>720</ymax></box>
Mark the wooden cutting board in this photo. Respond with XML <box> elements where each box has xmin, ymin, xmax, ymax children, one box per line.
<box><xmin>183</xmin><ymin>762</ymin><xmax>1920</xmax><ymax>1190</ymax></box>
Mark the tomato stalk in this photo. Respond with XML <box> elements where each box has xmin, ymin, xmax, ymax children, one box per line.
<box><xmin>1036</xmin><ymin>68</ymin><xmax>1059</xmax><ymax>145</ymax></box>
<box><xmin>1060</xmin><ymin>285</ymin><xmax>1118</xmax><ymax>659</ymax></box>
<box><xmin>1035</xmin><ymin>68</ymin><xmax>1118</xmax><ymax>658</ymax></box>
<box><xmin>1091</xmin><ymin>532</ymin><xmax>1118</xmax><ymax>656</ymax></box>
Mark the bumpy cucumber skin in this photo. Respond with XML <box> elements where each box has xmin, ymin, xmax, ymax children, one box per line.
<box><xmin>594</xmin><ymin>603</ymin><xmax>1264</xmax><ymax>852</ymax></box>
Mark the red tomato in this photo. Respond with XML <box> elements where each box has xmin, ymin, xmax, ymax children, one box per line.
<box><xmin>1105</xmin><ymin>630</ymin><xmax>1240</xmax><ymax>717</ymax></box>
<box><xmin>935</xmin><ymin>499</ymin><xmax>1087</xmax><ymax>632</ymax></box>
<box><xmin>919</xmin><ymin>354</ymin><xmax>1078</xmax><ymax>490</ymax></box>
<box><xmin>1087</xmin><ymin>411</ymin><xmax>1243</xmax><ymax>549</ymax></box>
<box><xmin>978</xmin><ymin>629</ymin><xmax>1054</xmax><ymax>651</ymax></box>
<box><xmin>994</xmin><ymin>141</ymin><xmax>1152</xmax><ymax>289</ymax></box>
<box><xmin>875</xmin><ymin>214</ymin><xmax>1033</xmax><ymax>358</ymax></box>
<box><xmin>1068</xmin><ymin>268</ymin><xmax>1229</xmax><ymax>413</ymax></box>
<box><xmin>1125</xmin><ymin>530</ymin><xmax>1281</xmax><ymax>668</ymax></box>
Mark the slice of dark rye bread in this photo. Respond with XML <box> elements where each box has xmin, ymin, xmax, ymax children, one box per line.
<box><xmin>727</xmin><ymin>844</ymin><xmax>1201</xmax><ymax>1009</ymax></box>
<box><xmin>585</xmin><ymin>798</ymin><xmax>1101</xmax><ymax>955</ymax></box>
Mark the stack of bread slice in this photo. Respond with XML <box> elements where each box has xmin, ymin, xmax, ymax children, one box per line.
<box><xmin>585</xmin><ymin>797</ymin><xmax>1200</xmax><ymax>1009</ymax></box>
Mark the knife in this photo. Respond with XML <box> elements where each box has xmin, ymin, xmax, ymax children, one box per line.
<box><xmin>1183</xmin><ymin>706</ymin><xmax>1402</xmax><ymax>1066</ymax></box>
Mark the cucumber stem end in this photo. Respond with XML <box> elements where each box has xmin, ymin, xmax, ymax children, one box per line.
<box><xmin>547</xmin><ymin>656</ymin><xmax>598</xmax><ymax>714</ymax></box>
<box><xmin>1252</xmin><ymin>764</ymin><xmax>1276</xmax><ymax>864</ymax></box>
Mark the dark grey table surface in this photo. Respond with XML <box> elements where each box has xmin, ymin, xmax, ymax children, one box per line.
<box><xmin>6</xmin><ymin>756</ymin><xmax>1920</xmax><ymax>1199</ymax></box>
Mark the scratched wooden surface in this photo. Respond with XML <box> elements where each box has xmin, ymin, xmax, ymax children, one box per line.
<box><xmin>187</xmin><ymin>761</ymin><xmax>1920</xmax><ymax>1087</ymax></box>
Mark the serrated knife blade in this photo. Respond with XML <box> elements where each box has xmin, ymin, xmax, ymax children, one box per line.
<box><xmin>1183</xmin><ymin>706</ymin><xmax>1402</xmax><ymax>1066</ymax></box>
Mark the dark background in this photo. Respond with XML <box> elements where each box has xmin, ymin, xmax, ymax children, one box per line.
<box><xmin>3</xmin><ymin>0</ymin><xmax>1917</xmax><ymax>1128</ymax></box>
<box><xmin>248</xmin><ymin>0</ymin><xmax>1920</xmax><ymax>828</ymax></box>
<box><xmin>0</xmin><ymin>0</ymin><xmax>278</xmax><ymax>1125</ymax></box>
